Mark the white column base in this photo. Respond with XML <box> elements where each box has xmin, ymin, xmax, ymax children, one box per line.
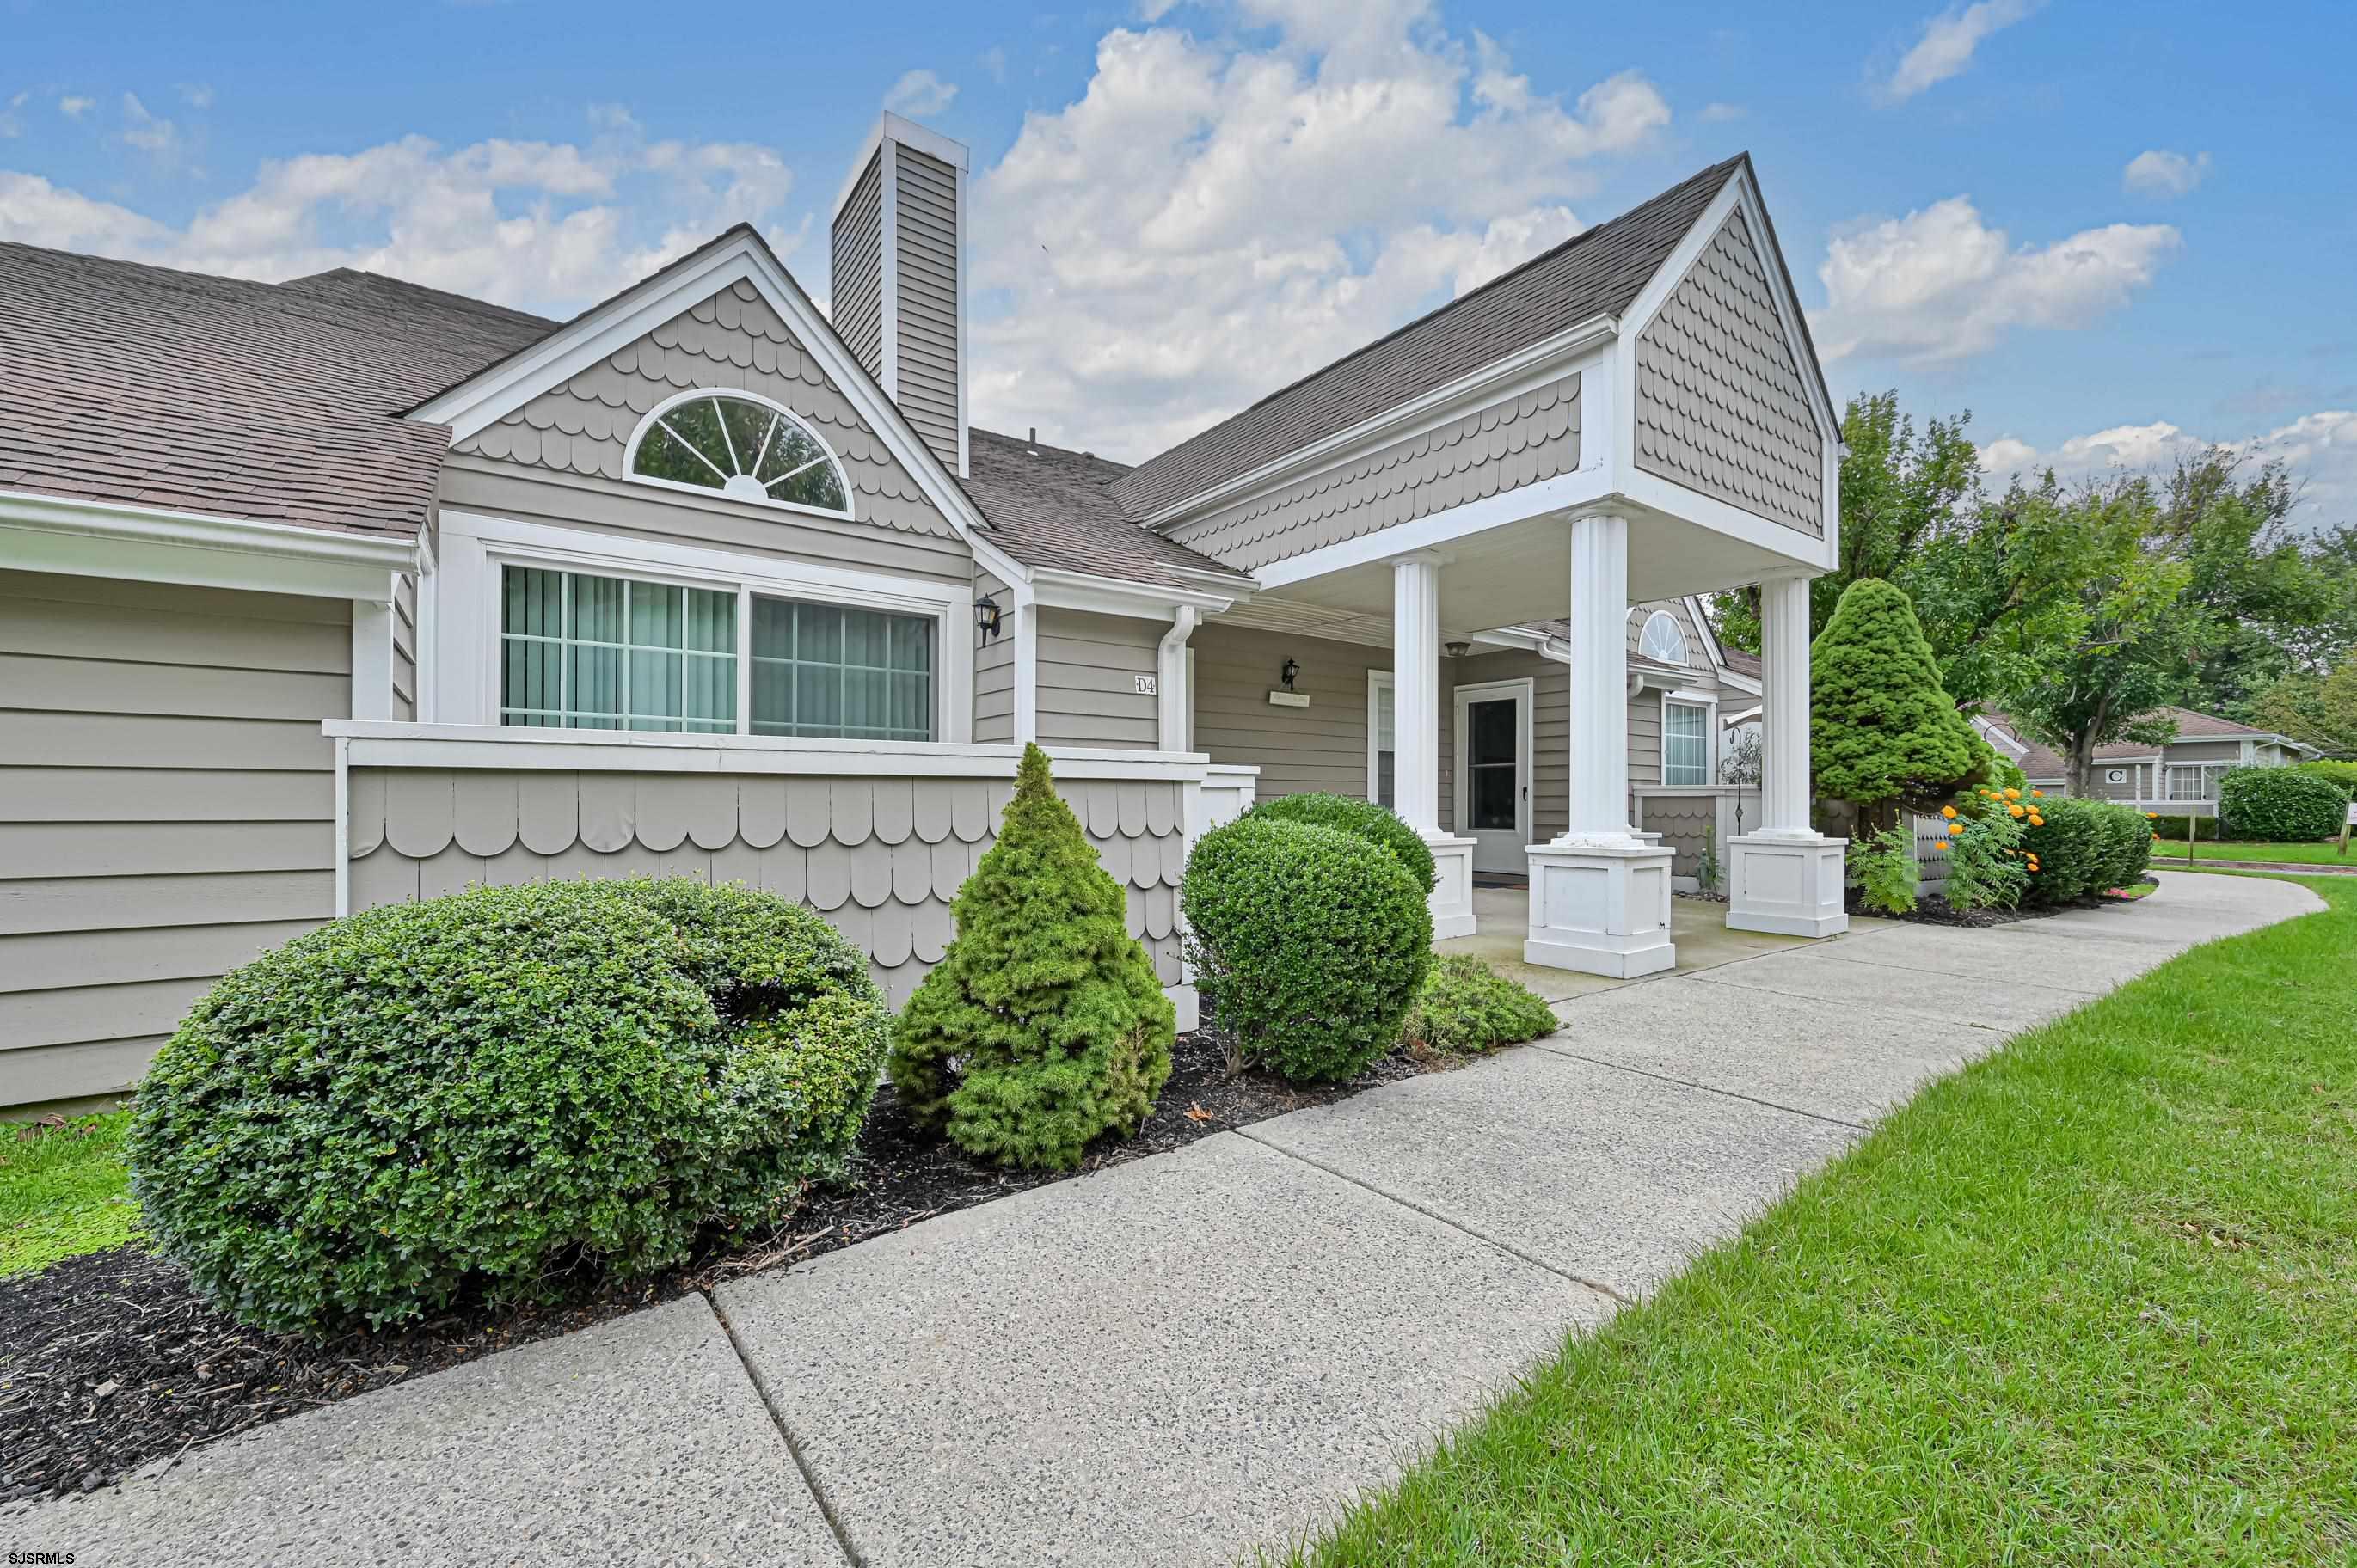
<box><xmin>1424</xmin><ymin>831</ymin><xmax>1478</xmax><ymax>940</ymax></box>
<box><xmin>1725</xmin><ymin>831</ymin><xmax>1850</xmax><ymax>937</ymax></box>
<box><xmin>1524</xmin><ymin>839</ymin><xmax>1676</xmax><ymax>977</ymax></box>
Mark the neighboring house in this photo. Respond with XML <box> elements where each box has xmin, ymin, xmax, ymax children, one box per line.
<box><xmin>1</xmin><ymin>117</ymin><xmax>1844</xmax><ymax>1110</ymax></box>
<box><xmin>1974</xmin><ymin>707</ymin><xmax>2322</xmax><ymax>817</ymax></box>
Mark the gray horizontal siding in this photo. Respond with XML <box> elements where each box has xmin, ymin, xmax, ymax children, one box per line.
<box><xmin>439</xmin><ymin>457</ymin><xmax>972</xmax><ymax>588</ymax></box>
<box><xmin>0</xmin><ymin>569</ymin><xmax>349</xmax><ymax>1108</ymax></box>
<box><xmin>831</xmin><ymin>150</ymin><xmax>886</xmax><ymax>380</ymax></box>
<box><xmin>1190</xmin><ymin>622</ymin><xmax>1454</xmax><ymax>831</ymax></box>
<box><xmin>973</xmin><ymin>568</ymin><xmax>1015</xmax><ymax>744</ymax></box>
<box><xmin>893</xmin><ymin>145</ymin><xmax>961</xmax><ymax>469</ymax></box>
<box><xmin>1037</xmin><ymin>609</ymin><xmax>1157</xmax><ymax>751</ymax></box>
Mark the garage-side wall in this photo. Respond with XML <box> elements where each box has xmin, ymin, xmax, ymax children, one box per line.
<box><xmin>0</xmin><ymin>570</ymin><xmax>349</xmax><ymax>1107</ymax></box>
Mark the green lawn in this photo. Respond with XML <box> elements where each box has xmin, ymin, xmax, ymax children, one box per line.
<box><xmin>1285</xmin><ymin>875</ymin><xmax>2357</xmax><ymax>1566</ymax></box>
<box><xmin>0</xmin><ymin>1112</ymin><xmax>141</xmax><ymax>1278</ymax></box>
<box><xmin>2157</xmin><ymin>838</ymin><xmax>2353</xmax><ymax>866</ymax></box>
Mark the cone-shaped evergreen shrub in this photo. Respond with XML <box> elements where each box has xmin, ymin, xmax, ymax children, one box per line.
<box><xmin>1811</xmin><ymin>578</ymin><xmax>1989</xmax><ymax>828</ymax></box>
<box><xmin>889</xmin><ymin>744</ymin><xmax>1175</xmax><ymax>1170</ymax></box>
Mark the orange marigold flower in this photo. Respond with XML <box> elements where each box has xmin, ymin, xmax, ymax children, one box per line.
<box><xmin>2004</xmin><ymin>787</ymin><xmax>2022</xmax><ymax>799</ymax></box>
<box><xmin>2145</xmin><ymin>812</ymin><xmax>2158</xmax><ymax>819</ymax></box>
<box><xmin>2008</xmin><ymin>804</ymin><xmax>2027</xmax><ymax>818</ymax></box>
<box><xmin>1941</xmin><ymin>805</ymin><xmax>1958</xmax><ymax>819</ymax></box>
<box><xmin>2028</xmin><ymin>815</ymin><xmax>2045</xmax><ymax>827</ymax></box>
<box><xmin>2031</xmin><ymin>788</ymin><xmax>2045</xmax><ymax>797</ymax></box>
<box><xmin>1931</xmin><ymin>840</ymin><xmax>1949</xmax><ymax>851</ymax></box>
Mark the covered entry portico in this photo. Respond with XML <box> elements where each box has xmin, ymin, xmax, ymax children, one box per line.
<box><xmin>1136</xmin><ymin>155</ymin><xmax>1848</xmax><ymax>975</ymax></box>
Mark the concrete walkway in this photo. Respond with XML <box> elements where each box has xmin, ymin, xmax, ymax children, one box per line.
<box><xmin>12</xmin><ymin>872</ymin><xmax>2323</xmax><ymax>1567</ymax></box>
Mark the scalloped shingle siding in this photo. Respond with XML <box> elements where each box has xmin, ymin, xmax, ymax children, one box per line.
<box><xmin>1633</xmin><ymin>211</ymin><xmax>1823</xmax><ymax>536</ymax></box>
<box><xmin>345</xmin><ymin>769</ymin><xmax>1185</xmax><ymax>1008</ymax></box>
<box><xmin>1166</xmin><ymin>374</ymin><xmax>1580</xmax><ymax>572</ymax></box>
<box><xmin>457</xmin><ymin>280</ymin><xmax>953</xmax><ymax>540</ymax></box>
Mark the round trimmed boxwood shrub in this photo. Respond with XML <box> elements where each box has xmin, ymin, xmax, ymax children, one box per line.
<box><xmin>1246</xmin><ymin>792</ymin><xmax>1437</xmax><ymax>894</ymax></box>
<box><xmin>127</xmin><ymin>877</ymin><xmax>889</xmax><ymax>1336</ymax></box>
<box><xmin>1182</xmin><ymin>816</ymin><xmax>1432</xmax><ymax>1081</ymax></box>
<box><xmin>890</xmin><ymin>744</ymin><xmax>1174</xmax><ymax>1171</ymax></box>
<box><xmin>1402</xmin><ymin>955</ymin><xmax>1556</xmax><ymax>1055</ymax></box>
<box><xmin>2015</xmin><ymin>797</ymin><xmax>2152</xmax><ymax>903</ymax></box>
<box><xmin>2219</xmin><ymin>764</ymin><xmax>2348</xmax><ymax>842</ymax></box>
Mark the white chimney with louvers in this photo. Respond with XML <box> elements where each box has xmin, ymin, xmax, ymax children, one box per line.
<box><xmin>831</xmin><ymin>113</ymin><xmax>970</xmax><ymax>477</ymax></box>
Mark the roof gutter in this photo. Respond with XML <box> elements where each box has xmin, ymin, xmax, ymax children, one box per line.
<box><xmin>0</xmin><ymin>488</ymin><xmax>419</xmax><ymax>601</ymax></box>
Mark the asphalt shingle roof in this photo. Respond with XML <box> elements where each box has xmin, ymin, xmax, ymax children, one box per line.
<box><xmin>0</xmin><ymin>243</ymin><xmax>552</xmax><ymax>537</ymax></box>
<box><xmin>962</xmin><ymin>428</ymin><xmax>1252</xmax><ymax>588</ymax></box>
<box><xmin>1109</xmin><ymin>156</ymin><xmax>1751</xmax><ymax>520</ymax></box>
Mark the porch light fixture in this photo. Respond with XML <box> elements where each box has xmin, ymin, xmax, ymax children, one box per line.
<box><xmin>1280</xmin><ymin>658</ymin><xmax>1300</xmax><ymax>692</ymax></box>
<box><xmin>974</xmin><ymin>594</ymin><xmax>1003</xmax><ymax>643</ymax></box>
<box><xmin>1445</xmin><ymin>640</ymin><xmax>1470</xmax><ymax>659</ymax></box>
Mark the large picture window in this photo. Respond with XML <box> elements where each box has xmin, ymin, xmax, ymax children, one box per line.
<box><xmin>750</xmin><ymin>597</ymin><xmax>933</xmax><ymax>741</ymax></box>
<box><xmin>1663</xmin><ymin>699</ymin><xmax>1711</xmax><ymax>786</ymax></box>
<box><xmin>500</xmin><ymin>567</ymin><xmax>936</xmax><ymax>741</ymax></box>
<box><xmin>501</xmin><ymin>566</ymin><xmax>736</xmax><ymax>732</ymax></box>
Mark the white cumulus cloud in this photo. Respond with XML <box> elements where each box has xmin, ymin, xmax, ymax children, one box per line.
<box><xmin>58</xmin><ymin>95</ymin><xmax>95</xmax><ymax>119</ymax></box>
<box><xmin>967</xmin><ymin>8</ymin><xmax>1668</xmax><ymax>457</ymax></box>
<box><xmin>0</xmin><ymin>113</ymin><xmax>796</xmax><ymax>316</ymax></box>
<box><xmin>1876</xmin><ymin>0</ymin><xmax>2040</xmax><ymax>105</ymax></box>
<box><xmin>1980</xmin><ymin>410</ymin><xmax>2357</xmax><ymax>531</ymax></box>
<box><xmin>2122</xmin><ymin>149</ymin><xmax>2210</xmax><ymax>199</ymax></box>
<box><xmin>1813</xmin><ymin>194</ymin><xmax>2178</xmax><ymax>364</ymax></box>
<box><xmin>883</xmin><ymin>69</ymin><xmax>958</xmax><ymax>119</ymax></box>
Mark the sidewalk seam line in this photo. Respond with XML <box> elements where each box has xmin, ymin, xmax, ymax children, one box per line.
<box><xmin>704</xmin><ymin>1289</ymin><xmax>868</xmax><ymax>1568</ymax></box>
<box><xmin>1522</xmin><ymin>1043</ymin><xmax>1875</xmax><ymax>1131</ymax></box>
<box><xmin>1231</xmin><ymin>1126</ymin><xmax>1637</xmax><ymax>1308</ymax></box>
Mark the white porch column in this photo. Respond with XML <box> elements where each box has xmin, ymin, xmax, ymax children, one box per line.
<box><xmin>1525</xmin><ymin>512</ymin><xmax>1675</xmax><ymax>977</ymax></box>
<box><xmin>1726</xmin><ymin>570</ymin><xmax>1848</xmax><ymax>937</ymax></box>
<box><xmin>1390</xmin><ymin>553</ymin><xmax>1477</xmax><ymax>939</ymax></box>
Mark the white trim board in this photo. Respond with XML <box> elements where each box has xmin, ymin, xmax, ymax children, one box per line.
<box><xmin>0</xmin><ymin>487</ymin><xmax>420</xmax><ymax>599</ymax></box>
<box><xmin>326</xmin><ymin>720</ymin><xmax>1213</xmax><ymax>783</ymax></box>
<box><xmin>429</xmin><ymin>506</ymin><xmax>975</xmax><ymax>741</ymax></box>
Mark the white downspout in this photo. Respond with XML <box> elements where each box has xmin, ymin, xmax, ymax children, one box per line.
<box><xmin>1157</xmin><ymin>605</ymin><xmax>1198</xmax><ymax>753</ymax></box>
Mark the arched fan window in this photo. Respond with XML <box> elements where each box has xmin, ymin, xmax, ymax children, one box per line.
<box><xmin>1637</xmin><ymin>609</ymin><xmax>1687</xmax><ymax>666</ymax></box>
<box><xmin>626</xmin><ymin>390</ymin><xmax>851</xmax><ymax>517</ymax></box>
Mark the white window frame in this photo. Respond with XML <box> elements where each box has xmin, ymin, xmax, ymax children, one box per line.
<box><xmin>1661</xmin><ymin>692</ymin><xmax>1716</xmax><ymax>787</ymax></box>
<box><xmin>621</xmin><ymin>388</ymin><xmax>857</xmax><ymax>524</ymax></box>
<box><xmin>1637</xmin><ymin>608</ymin><xmax>1688</xmax><ymax>667</ymax></box>
<box><xmin>2165</xmin><ymin>762</ymin><xmax>2230</xmax><ymax>803</ymax></box>
<box><xmin>431</xmin><ymin>509</ymin><xmax>973</xmax><ymax>742</ymax></box>
<box><xmin>1367</xmin><ymin>670</ymin><xmax>1394</xmax><ymax>805</ymax></box>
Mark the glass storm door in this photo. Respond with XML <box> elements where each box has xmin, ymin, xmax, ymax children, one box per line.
<box><xmin>1456</xmin><ymin>682</ymin><xmax>1531</xmax><ymax>873</ymax></box>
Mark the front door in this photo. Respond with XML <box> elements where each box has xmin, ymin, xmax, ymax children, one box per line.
<box><xmin>1454</xmin><ymin>679</ymin><xmax>1532</xmax><ymax>874</ymax></box>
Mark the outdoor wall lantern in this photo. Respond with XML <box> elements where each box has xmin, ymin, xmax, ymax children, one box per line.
<box><xmin>1280</xmin><ymin>657</ymin><xmax>1300</xmax><ymax>692</ymax></box>
<box><xmin>975</xmin><ymin>594</ymin><xmax>1003</xmax><ymax>643</ymax></box>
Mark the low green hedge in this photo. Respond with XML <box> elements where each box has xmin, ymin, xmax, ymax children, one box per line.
<box><xmin>128</xmin><ymin>878</ymin><xmax>889</xmax><ymax>1335</ymax></box>
<box><xmin>2018</xmin><ymin>797</ymin><xmax>2154</xmax><ymax>903</ymax></box>
<box><xmin>2143</xmin><ymin>812</ymin><xmax>2219</xmax><ymax>843</ymax></box>
<box><xmin>1246</xmin><ymin>793</ymin><xmax>1437</xmax><ymax>894</ymax></box>
<box><xmin>1402</xmin><ymin>956</ymin><xmax>1557</xmax><ymax>1055</ymax></box>
<box><xmin>2219</xmin><ymin>765</ymin><xmax>2348</xmax><ymax>842</ymax></box>
<box><xmin>1182</xmin><ymin>816</ymin><xmax>1432</xmax><ymax>1081</ymax></box>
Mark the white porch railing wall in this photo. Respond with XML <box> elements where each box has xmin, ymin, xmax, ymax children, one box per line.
<box><xmin>328</xmin><ymin>723</ymin><xmax>1253</xmax><ymax>1028</ymax></box>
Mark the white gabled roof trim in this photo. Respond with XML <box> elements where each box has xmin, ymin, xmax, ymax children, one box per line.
<box><xmin>405</xmin><ymin>231</ymin><xmax>997</xmax><ymax>545</ymax></box>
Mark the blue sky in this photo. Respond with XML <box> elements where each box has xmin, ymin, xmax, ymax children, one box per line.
<box><xmin>5</xmin><ymin>0</ymin><xmax>2352</xmax><ymax>525</ymax></box>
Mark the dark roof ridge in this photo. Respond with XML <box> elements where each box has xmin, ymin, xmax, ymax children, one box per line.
<box><xmin>1237</xmin><ymin>154</ymin><xmax>1748</xmax><ymax>422</ymax></box>
<box><xmin>277</xmin><ymin>266</ymin><xmax>558</xmax><ymax>332</ymax></box>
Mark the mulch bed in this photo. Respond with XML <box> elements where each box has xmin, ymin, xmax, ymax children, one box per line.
<box><xmin>0</xmin><ymin>1030</ymin><xmax>1432</xmax><ymax>1506</ymax></box>
<box><xmin>1849</xmin><ymin>880</ymin><xmax>2161</xmax><ymax>928</ymax></box>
